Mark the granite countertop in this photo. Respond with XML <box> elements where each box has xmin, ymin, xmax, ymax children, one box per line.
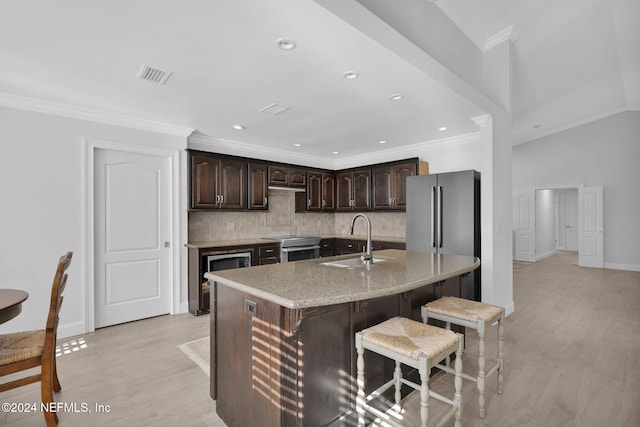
<box><xmin>205</xmin><ymin>249</ymin><xmax>479</xmax><ymax>309</ymax></box>
<box><xmin>186</xmin><ymin>235</ymin><xmax>405</xmax><ymax>249</ymax></box>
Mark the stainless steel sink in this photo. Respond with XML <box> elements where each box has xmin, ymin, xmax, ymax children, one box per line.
<box><xmin>319</xmin><ymin>256</ymin><xmax>389</xmax><ymax>268</ymax></box>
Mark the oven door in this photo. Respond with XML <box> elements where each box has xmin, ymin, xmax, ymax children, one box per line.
<box><xmin>280</xmin><ymin>245</ymin><xmax>320</xmax><ymax>263</ymax></box>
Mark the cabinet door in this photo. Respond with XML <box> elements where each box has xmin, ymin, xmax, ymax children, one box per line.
<box><xmin>219</xmin><ymin>158</ymin><xmax>246</xmax><ymax>209</ymax></box>
<box><xmin>391</xmin><ymin>163</ymin><xmax>416</xmax><ymax>210</ymax></box>
<box><xmin>322</xmin><ymin>173</ymin><xmax>336</xmax><ymax>211</ymax></box>
<box><xmin>352</xmin><ymin>169</ymin><xmax>371</xmax><ymax>210</ymax></box>
<box><xmin>268</xmin><ymin>165</ymin><xmax>288</xmax><ymax>186</ymax></box>
<box><xmin>248</xmin><ymin>162</ymin><xmax>268</xmax><ymax>210</ymax></box>
<box><xmin>288</xmin><ymin>168</ymin><xmax>307</xmax><ymax>188</ymax></box>
<box><xmin>319</xmin><ymin>238</ymin><xmax>335</xmax><ymax>257</ymax></box>
<box><xmin>307</xmin><ymin>171</ymin><xmax>322</xmax><ymax>211</ymax></box>
<box><xmin>190</xmin><ymin>153</ymin><xmax>219</xmax><ymax>209</ymax></box>
<box><xmin>371</xmin><ymin>166</ymin><xmax>393</xmax><ymax>210</ymax></box>
<box><xmin>335</xmin><ymin>172</ymin><xmax>354</xmax><ymax>211</ymax></box>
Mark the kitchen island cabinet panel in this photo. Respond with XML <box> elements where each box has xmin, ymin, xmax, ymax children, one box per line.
<box><xmin>207</xmin><ymin>251</ymin><xmax>479</xmax><ymax>426</ymax></box>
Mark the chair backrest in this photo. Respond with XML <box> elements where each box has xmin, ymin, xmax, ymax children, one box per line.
<box><xmin>45</xmin><ymin>252</ymin><xmax>73</xmax><ymax>333</ymax></box>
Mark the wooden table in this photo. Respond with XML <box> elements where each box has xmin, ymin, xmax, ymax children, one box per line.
<box><xmin>0</xmin><ymin>289</ymin><xmax>29</xmax><ymax>324</ymax></box>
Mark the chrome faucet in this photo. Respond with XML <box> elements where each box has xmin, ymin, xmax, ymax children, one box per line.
<box><xmin>349</xmin><ymin>214</ymin><xmax>373</xmax><ymax>266</ymax></box>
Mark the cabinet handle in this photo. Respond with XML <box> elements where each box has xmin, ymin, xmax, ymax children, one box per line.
<box><xmin>265</xmin><ymin>249</ymin><xmax>273</xmax><ymax>253</ymax></box>
<box><xmin>216</xmin><ymin>194</ymin><xmax>220</xmax><ymax>204</ymax></box>
<box><xmin>263</xmin><ymin>197</ymin><xmax>267</xmax><ymax>206</ymax></box>
<box><xmin>307</xmin><ymin>199</ymin><xmax>311</xmax><ymax>207</ymax></box>
<box><xmin>322</xmin><ymin>199</ymin><xmax>326</xmax><ymax>208</ymax></box>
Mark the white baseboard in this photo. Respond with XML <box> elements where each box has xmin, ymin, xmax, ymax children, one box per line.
<box><xmin>604</xmin><ymin>262</ymin><xmax>640</xmax><ymax>272</ymax></box>
<box><xmin>504</xmin><ymin>300</ymin><xmax>515</xmax><ymax>317</ymax></box>
<box><xmin>57</xmin><ymin>321</ymin><xmax>87</xmax><ymax>340</ymax></box>
<box><xmin>535</xmin><ymin>250</ymin><xmax>556</xmax><ymax>261</ymax></box>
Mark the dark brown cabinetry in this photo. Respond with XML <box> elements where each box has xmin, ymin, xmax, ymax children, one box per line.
<box><xmin>371</xmin><ymin>160</ymin><xmax>429</xmax><ymax>211</ymax></box>
<box><xmin>268</xmin><ymin>165</ymin><xmax>306</xmax><ymax>188</ymax></box>
<box><xmin>211</xmin><ymin>271</ymin><xmax>465</xmax><ymax>426</ymax></box>
<box><xmin>306</xmin><ymin>171</ymin><xmax>335</xmax><ymax>211</ymax></box>
<box><xmin>189</xmin><ymin>151</ymin><xmax>247</xmax><ymax>210</ymax></box>
<box><xmin>336</xmin><ymin>168</ymin><xmax>371</xmax><ymax>211</ymax></box>
<box><xmin>248</xmin><ymin>162</ymin><xmax>268</xmax><ymax>210</ymax></box>
<box><xmin>256</xmin><ymin>243</ymin><xmax>279</xmax><ymax>265</ymax></box>
<box><xmin>319</xmin><ymin>238</ymin><xmax>336</xmax><ymax>257</ymax></box>
<box><xmin>335</xmin><ymin>238</ymin><xmax>406</xmax><ymax>254</ymax></box>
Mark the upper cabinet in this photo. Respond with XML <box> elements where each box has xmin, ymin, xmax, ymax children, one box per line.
<box><xmin>336</xmin><ymin>168</ymin><xmax>371</xmax><ymax>211</ymax></box>
<box><xmin>189</xmin><ymin>151</ymin><xmax>247</xmax><ymax>210</ymax></box>
<box><xmin>268</xmin><ymin>165</ymin><xmax>306</xmax><ymax>188</ymax></box>
<box><xmin>306</xmin><ymin>171</ymin><xmax>335</xmax><ymax>211</ymax></box>
<box><xmin>372</xmin><ymin>160</ymin><xmax>428</xmax><ymax>211</ymax></box>
<box><xmin>189</xmin><ymin>150</ymin><xmax>428</xmax><ymax>213</ymax></box>
<box><xmin>248</xmin><ymin>162</ymin><xmax>268</xmax><ymax>210</ymax></box>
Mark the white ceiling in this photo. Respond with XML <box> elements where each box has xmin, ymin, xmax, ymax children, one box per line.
<box><xmin>1</xmin><ymin>0</ymin><xmax>637</xmax><ymax>162</ymax></box>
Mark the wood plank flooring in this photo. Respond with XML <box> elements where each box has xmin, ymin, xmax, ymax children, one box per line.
<box><xmin>1</xmin><ymin>251</ymin><xmax>638</xmax><ymax>426</ymax></box>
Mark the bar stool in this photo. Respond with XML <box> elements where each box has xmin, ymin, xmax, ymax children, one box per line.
<box><xmin>422</xmin><ymin>297</ymin><xmax>505</xmax><ymax>418</ymax></box>
<box><xmin>355</xmin><ymin>316</ymin><xmax>463</xmax><ymax>427</ymax></box>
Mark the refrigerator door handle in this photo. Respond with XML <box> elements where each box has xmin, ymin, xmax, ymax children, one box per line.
<box><xmin>431</xmin><ymin>186</ymin><xmax>436</xmax><ymax>247</ymax></box>
<box><xmin>438</xmin><ymin>185</ymin><xmax>443</xmax><ymax>248</ymax></box>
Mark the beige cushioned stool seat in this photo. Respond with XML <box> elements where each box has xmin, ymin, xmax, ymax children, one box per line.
<box><xmin>360</xmin><ymin>316</ymin><xmax>460</xmax><ymax>360</ymax></box>
<box><xmin>425</xmin><ymin>296</ymin><xmax>502</xmax><ymax>324</ymax></box>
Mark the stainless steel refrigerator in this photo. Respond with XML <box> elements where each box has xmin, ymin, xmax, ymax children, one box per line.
<box><xmin>406</xmin><ymin>170</ymin><xmax>480</xmax><ymax>300</ymax></box>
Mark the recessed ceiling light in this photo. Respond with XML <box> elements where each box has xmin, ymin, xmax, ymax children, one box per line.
<box><xmin>276</xmin><ymin>38</ymin><xmax>296</xmax><ymax>50</ymax></box>
<box><xmin>342</xmin><ymin>71</ymin><xmax>359</xmax><ymax>80</ymax></box>
<box><xmin>379</xmin><ymin>140</ymin><xmax>387</xmax><ymax>144</ymax></box>
<box><xmin>438</xmin><ymin>126</ymin><xmax>447</xmax><ymax>131</ymax></box>
<box><xmin>332</xmin><ymin>151</ymin><xmax>339</xmax><ymax>155</ymax></box>
<box><xmin>390</xmin><ymin>94</ymin><xmax>404</xmax><ymax>101</ymax></box>
<box><xmin>294</xmin><ymin>143</ymin><xmax>301</xmax><ymax>147</ymax></box>
<box><xmin>232</xmin><ymin>124</ymin><xmax>245</xmax><ymax>130</ymax></box>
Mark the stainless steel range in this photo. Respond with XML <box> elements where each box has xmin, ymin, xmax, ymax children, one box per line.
<box><xmin>267</xmin><ymin>235</ymin><xmax>321</xmax><ymax>263</ymax></box>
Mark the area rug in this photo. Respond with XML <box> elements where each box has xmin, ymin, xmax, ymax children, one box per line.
<box><xmin>178</xmin><ymin>336</ymin><xmax>210</xmax><ymax>376</ymax></box>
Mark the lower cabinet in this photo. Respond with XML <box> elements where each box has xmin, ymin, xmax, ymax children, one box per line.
<box><xmin>212</xmin><ymin>276</ymin><xmax>463</xmax><ymax>426</ymax></box>
<box><xmin>335</xmin><ymin>238</ymin><xmax>406</xmax><ymax>255</ymax></box>
<box><xmin>256</xmin><ymin>243</ymin><xmax>280</xmax><ymax>265</ymax></box>
<box><xmin>188</xmin><ymin>242</ymin><xmax>280</xmax><ymax>315</ymax></box>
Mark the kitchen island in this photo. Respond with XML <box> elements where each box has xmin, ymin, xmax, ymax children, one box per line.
<box><xmin>205</xmin><ymin>249</ymin><xmax>479</xmax><ymax>427</ymax></box>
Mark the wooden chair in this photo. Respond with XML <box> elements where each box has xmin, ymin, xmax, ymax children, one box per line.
<box><xmin>0</xmin><ymin>251</ymin><xmax>73</xmax><ymax>427</ymax></box>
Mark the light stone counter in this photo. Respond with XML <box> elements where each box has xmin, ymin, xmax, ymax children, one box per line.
<box><xmin>205</xmin><ymin>249</ymin><xmax>479</xmax><ymax>309</ymax></box>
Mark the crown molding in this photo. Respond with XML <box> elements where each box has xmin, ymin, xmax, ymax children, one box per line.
<box><xmin>189</xmin><ymin>131</ymin><xmax>481</xmax><ymax>171</ymax></box>
<box><xmin>0</xmin><ymin>92</ymin><xmax>194</xmax><ymax>138</ymax></box>
<box><xmin>333</xmin><ymin>132</ymin><xmax>481</xmax><ymax>170</ymax></box>
<box><xmin>471</xmin><ymin>114</ymin><xmax>491</xmax><ymax>128</ymax></box>
<box><xmin>188</xmin><ymin>133</ymin><xmax>334</xmax><ymax>169</ymax></box>
<box><xmin>484</xmin><ymin>26</ymin><xmax>515</xmax><ymax>51</ymax></box>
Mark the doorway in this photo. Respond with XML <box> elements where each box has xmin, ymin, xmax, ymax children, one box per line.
<box><xmin>85</xmin><ymin>138</ymin><xmax>181</xmax><ymax>331</ymax></box>
<box><xmin>514</xmin><ymin>186</ymin><xmax>603</xmax><ymax>268</ymax></box>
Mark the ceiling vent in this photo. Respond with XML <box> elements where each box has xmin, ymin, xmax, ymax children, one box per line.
<box><xmin>260</xmin><ymin>103</ymin><xmax>290</xmax><ymax>115</ymax></box>
<box><xmin>137</xmin><ymin>64</ymin><xmax>172</xmax><ymax>85</ymax></box>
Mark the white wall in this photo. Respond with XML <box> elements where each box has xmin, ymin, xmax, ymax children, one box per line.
<box><xmin>513</xmin><ymin>111</ymin><xmax>640</xmax><ymax>271</ymax></box>
<box><xmin>0</xmin><ymin>106</ymin><xmax>187</xmax><ymax>337</ymax></box>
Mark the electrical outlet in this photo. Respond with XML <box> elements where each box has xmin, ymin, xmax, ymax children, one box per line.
<box><xmin>244</xmin><ymin>299</ymin><xmax>257</xmax><ymax>316</ymax></box>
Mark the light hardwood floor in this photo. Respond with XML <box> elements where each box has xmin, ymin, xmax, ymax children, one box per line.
<box><xmin>1</xmin><ymin>251</ymin><xmax>638</xmax><ymax>426</ymax></box>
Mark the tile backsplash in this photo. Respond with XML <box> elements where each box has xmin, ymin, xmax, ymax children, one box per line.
<box><xmin>188</xmin><ymin>189</ymin><xmax>406</xmax><ymax>242</ymax></box>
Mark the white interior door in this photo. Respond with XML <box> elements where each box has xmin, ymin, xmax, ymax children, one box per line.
<box><xmin>514</xmin><ymin>190</ymin><xmax>536</xmax><ymax>262</ymax></box>
<box><xmin>578</xmin><ymin>186</ymin><xmax>603</xmax><ymax>268</ymax></box>
<box><xmin>95</xmin><ymin>148</ymin><xmax>172</xmax><ymax>328</ymax></box>
<box><xmin>565</xmin><ymin>194</ymin><xmax>578</xmax><ymax>251</ymax></box>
